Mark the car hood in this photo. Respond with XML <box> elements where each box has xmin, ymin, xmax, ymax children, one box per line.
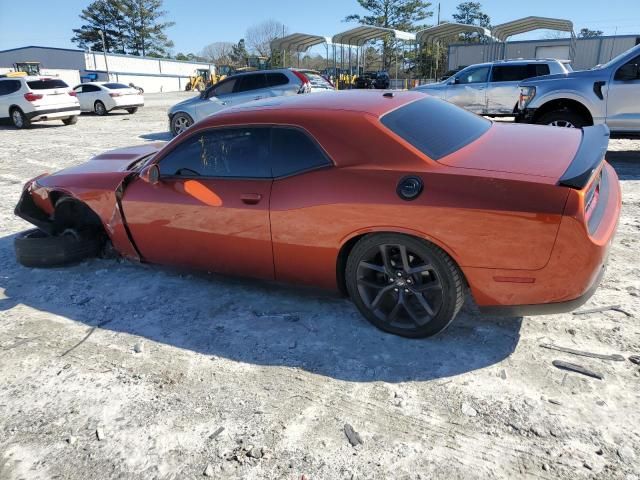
<box><xmin>520</xmin><ymin>68</ymin><xmax>606</xmax><ymax>86</ymax></box>
<box><xmin>168</xmin><ymin>95</ymin><xmax>201</xmax><ymax>112</ymax></box>
<box><xmin>37</xmin><ymin>143</ymin><xmax>164</xmax><ymax>189</ymax></box>
<box><xmin>440</xmin><ymin>122</ymin><xmax>582</xmax><ymax>183</ymax></box>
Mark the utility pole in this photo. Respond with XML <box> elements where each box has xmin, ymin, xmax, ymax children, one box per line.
<box><xmin>99</xmin><ymin>29</ymin><xmax>110</xmax><ymax>80</ymax></box>
<box><xmin>435</xmin><ymin>3</ymin><xmax>441</xmax><ymax>79</ymax></box>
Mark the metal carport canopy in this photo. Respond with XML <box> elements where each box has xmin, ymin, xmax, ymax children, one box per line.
<box><xmin>270</xmin><ymin>33</ymin><xmax>332</xmax><ymax>53</ymax></box>
<box><xmin>332</xmin><ymin>25</ymin><xmax>416</xmax><ymax>46</ymax></box>
<box><xmin>416</xmin><ymin>23</ymin><xmax>493</xmax><ymax>44</ymax></box>
<box><xmin>492</xmin><ymin>16</ymin><xmax>574</xmax><ymax>41</ymax></box>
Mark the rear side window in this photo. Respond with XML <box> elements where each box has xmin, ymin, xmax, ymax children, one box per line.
<box><xmin>266</xmin><ymin>73</ymin><xmax>289</xmax><ymax>87</ymax></box>
<box><xmin>300</xmin><ymin>71</ymin><xmax>333</xmax><ymax>89</ymax></box>
<box><xmin>271</xmin><ymin>128</ymin><xmax>331</xmax><ymax>177</ymax></box>
<box><xmin>491</xmin><ymin>64</ymin><xmax>550</xmax><ymax>82</ymax></box>
<box><xmin>381</xmin><ymin>97</ymin><xmax>491</xmax><ymax>160</ymax></box>
<box><xmin>27</xmin><ymin>79</ymin><xmax>68</xmax><ymax>89</ymax></box>
<box><xmin>103</xmin><ymin>83</ymin><xmax>129</xmax><ymax>89</ymax></box>
<box><xmin>0</xmin><ymin>80</ymin><xmax>22</xmax><ymax>95</ymax></box>
<box><xmin>235</xmin><ymin>74</ymin><xmax>268</xmax><ymax>92</ymax></box>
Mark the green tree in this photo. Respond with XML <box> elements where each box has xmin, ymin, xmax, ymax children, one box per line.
<box><xmin>117</xmin><ymin>0</ymin><xmax>175</xmax><ymax>57</ymax></box>
<box><xmin>452</xmin><ymin>2</ymin><xmax>491</xmax><ymax>41</ymax></box>
<box><xmin>71</xmin><ymin>0</ymin><xmax>128</xmax><ymax>53</ymax></box>
<box><xmin>345</xmin><ymin>0</ymin><xmax>433</xmax><ymax>70</ymax></box>
<box><xmin>579</xmin><ymin>28</ymin><xmax>603</xmax><ymax>38</ymax></box>
<box><xmin>229</xmin><ymin>39</ymin><xmax>249</xmax><ymax>67</ymax></box>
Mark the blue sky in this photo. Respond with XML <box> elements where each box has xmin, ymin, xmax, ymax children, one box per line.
<box><xmin>0</xmin><ymin>0</ymin><xmax>638</xmax><ymax>54</ymax></box>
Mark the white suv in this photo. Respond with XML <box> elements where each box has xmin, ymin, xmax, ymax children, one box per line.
<box><xmin>0</xmin><ymin>76</ymin><xmax>81</xmax><ymax>129</ymax></box>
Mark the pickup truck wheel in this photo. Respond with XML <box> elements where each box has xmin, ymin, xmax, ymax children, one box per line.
<box><xmin>537</xmin><ymin>110</ymin><xmax>586</xmax><ymax>128</ymax></box>
<box><xmin>14</xmin><ymin>228</ymin><xmax>103</xmax><ymax>268</ymax></box>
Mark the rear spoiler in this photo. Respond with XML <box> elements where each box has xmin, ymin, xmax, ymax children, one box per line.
<box><xmin>558</xmin><ymin>124</ymin><xmax>609</xmax><ymax>189</ymax></box>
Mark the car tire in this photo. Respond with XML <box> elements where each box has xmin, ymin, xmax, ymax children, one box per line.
<box><xmin>345</xmin><ymin>233</ymin><xmax>464</xmax><ymax>338</ymax></box>
<box><xmin>62</xmin><ymin>116</ymin><xmax>78</xmax><ymax>125</ymax></box>
<box><xmin>10</xmin><ymin>107</ymin><xmax>30</xmax><ymax>129</ymax></box>
<box><xmin>14</xmin><ymin>228</ymin><xmax>103</xmax><ymax>268</ymax></box>
<box><xmin>537</xmin><ymin>109</ymin><xmax>587</xmax><ymax>129</ymax></box>
<box><xmin>170</xmin><ymin>112</ymin><xmax>194</xmax><ymax>136</ymax></box>
<box><xmin>94</xmin><ymin>101</ymin><xmax>107</xmax><ymax>116</ymax></box>
<box><xmin>126</xmin><ymin>107</ymin><xmax>138</xmax><ymax>114</ymax></box>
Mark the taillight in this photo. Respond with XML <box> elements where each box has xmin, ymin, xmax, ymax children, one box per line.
<box><xmin>109</xmin><ymin>92</ymin><xmax>122</xmax><ymax>97</ymax></box>
<box><xmin>291</xmin><ymin>70</ymin><xmax>311</xmax><ymax>93</ymax></box>
<box><xmin>24</xmin><ymin>92</ymin><xmax>43</xmax><ymax>102</ymax></box>
<box><xmin>68</xmin><ymin>91</ymin><xmax>77</xmax><ymax>96</ymax></box>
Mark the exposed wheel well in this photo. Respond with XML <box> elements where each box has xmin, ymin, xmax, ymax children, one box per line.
<box><xmin>532</xmin><ymin>99</ymin><xmax>594</xmax><ymax>125</ymax></box>
<box><xmin>336</xmin><ymin>232</ymin><xmax>467</xmax><ymax>297</ymax></box>
<box><xmin>51</xmin><ymin>195</ymin><xmax>105</xmax><ymax>237</ymax></box>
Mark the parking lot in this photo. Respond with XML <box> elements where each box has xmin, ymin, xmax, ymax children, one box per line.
<box><xmin>0</xmin><ymin>92</ymin><xmax>639</xmax><ymax>479</ymax></box>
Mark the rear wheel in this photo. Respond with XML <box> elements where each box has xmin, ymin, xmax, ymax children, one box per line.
<box><xmin>62</xmin><ymin>116</ymin><xmax>78</xmax><ymax>125</ymax></box>
<box><xmin>14</xmin><ymin>228</ymin><xmax>103</xmax><ymax>268</ymax></box>
<box><xmin>345</xmin><ymin>234</ymin><xmax>464</xmax><ymax>338</ymax></box>
<box><xmin>537</xmin><ymin>109</ymin><xmax>587</xmax><ymax>128</ymax></box>
<box><xmin>94</xmin><ymin>101</ymin><xmax>107</xmax><ymax>116</ymax></box>
<box><xmin>126</xmin><ymin>107</ymin><xmax>138</xmax><ymax>114</ymax></box>
<box><xmin>10</xmin><ymin>108</ymin><xmax>30</xmax><ymax>129</ymax></box>
<box><xmin>170</xmin><ymin>112</ymin><xmax>194</xmax><ymax>136</ymax></box>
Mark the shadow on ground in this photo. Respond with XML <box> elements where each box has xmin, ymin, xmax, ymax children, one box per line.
<box><xmin>608</xmin><ymin>150</ymin><xmax>640</xmax><ymax>180</ymax></box>
<box><xmin>0</xmin><ymin>233</ymin><xmax>521</xmax><ymax>383</ymax></box>
<box><xmin>139</xmin><ymin>131</ymin><xmax>172</xmax><ymax>141</ymax></box>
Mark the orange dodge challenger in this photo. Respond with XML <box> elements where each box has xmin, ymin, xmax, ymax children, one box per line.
<box><xmin>14</xmin><ymin>91</ymin><xmax>621</xmax><ymax>337</ymax></box>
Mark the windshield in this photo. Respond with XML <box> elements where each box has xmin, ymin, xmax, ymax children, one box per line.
<box><xmin>596</xmin><ymin>44</ymin><xmax>640</xmax><ymax>70</ymax></box>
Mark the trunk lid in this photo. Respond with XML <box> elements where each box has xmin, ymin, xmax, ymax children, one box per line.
<box><xmin>440</xmin><ymin>123</ymin><xmax>585</xmax><ymax>183</ymax></box>
<box><xmin>27</xmin><ymin>78</ymin><xmax>78</xmax><ymax>107</ymax></box>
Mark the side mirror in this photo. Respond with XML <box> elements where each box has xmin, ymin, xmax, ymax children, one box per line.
<box><xmin>140</xmin><ymin>164</ymin><xmax>160</xmax><ymax>185</ymax></box>
<box><xmin>452</xmin><ymin>77</ymin><xmax>460</xmax><ymax>85</ymax></box>
<box><xmin>616</xmin><ymin>63</ymin><xmax>639</xmax><ymax>81</ymax></box>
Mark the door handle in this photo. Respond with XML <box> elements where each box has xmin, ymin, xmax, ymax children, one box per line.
<box><xmin>241</xmin><ymin>193</ymin><xmax>262</xmax><ymax>204</ymax></box>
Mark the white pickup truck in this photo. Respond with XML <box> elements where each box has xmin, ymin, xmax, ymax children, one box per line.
<box><xmin>517</xmin><ymin>43</ymin><xmax>640</xmax><ymax>134</ymax></box>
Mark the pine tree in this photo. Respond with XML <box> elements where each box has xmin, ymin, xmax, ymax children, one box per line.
<box><xmin>71</xmin><ymin>0</ymin><xmax>127</xmax><ymax>53</ymax></box>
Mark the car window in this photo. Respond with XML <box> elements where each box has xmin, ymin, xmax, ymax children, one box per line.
<box><xmin>491</xmin><ymin>65</ymin><xmax>542</xmax><ymax>82</ymax></box>
<box><xmin>234</xmin><ymin>74</ymin><xmax>268</xmax><ymax>92</ymax></box>
<box><xmin>266</xmin><ymin>73</ymin><xmax>289</xmax><ymax>87</ymax></box>
<box><xmin>455</xmin><ymin>66</ymin><xmax>490</xmax><ymax>84</ymax></box>
<box><xmin>0</xmin><ymin>80</ymin><xmax>21</xmax><ymax>95</ymax></box>
<box><xmin>211</xmin><ymin>78</ymin><xmax>236</xmax><ymax>97</ymax></box>
<box><xmin>614</xmin><ymin>54</ymin><xmax>640</xmax><ymax>80</ymax></box>
<box><xmin>103</xmin><ymin>83</ymin><xmax>129</xmax><ymax>89</ymax></box>
<box><xmin>271</xmin><ymin>128</ymin><xmax>332</xmax><ymax>177</ymax></box>
<box><xmin>535</xmin><ymin>64</ymin><xmax>550</xmax><ymax>76</ymax></box>
<box><xmin>82</xmin><ymin>84</ymin><xmax>102</xmax><ymax>93</ymax></box>
<box><xmin>27</xmin><ymin>79</ymin><xmax>69</xmax><ymax>89</ymax></box>
<box><xmin>299</xmin><ymin>71</ymin><xmax>333</xmax><ymax>89</ymax></box>
<box><xmin>380</xmin><ymin>97</ymin><xmax>492</xmax><ymax>160</ymax></box>
<box><xmin>159</xmin><ymin>128</ymin><xmax>271</xmax><ymax>178</ymax></box>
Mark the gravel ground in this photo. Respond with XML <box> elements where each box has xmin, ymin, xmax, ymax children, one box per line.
<box><xmin>0</xmin><ymin>92</ymin><xmax>639</xmax><ymax>480</ymax></box>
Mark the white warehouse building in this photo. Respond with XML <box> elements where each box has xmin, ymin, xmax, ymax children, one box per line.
<box><xmin>0</xmin><ymin>45</ymin><xmax>215</xmax><ymax>93</ymax></box>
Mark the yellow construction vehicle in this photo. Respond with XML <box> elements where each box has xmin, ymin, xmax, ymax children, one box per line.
<box><xmin>185</xmin><ymin>68</ymin><xmax>214</xmax><ymax>92</ymax></box>
<box><xmin>12</xmin><ymin>62</ymin><xmax>41</xmax><ymax>76</ymax></box>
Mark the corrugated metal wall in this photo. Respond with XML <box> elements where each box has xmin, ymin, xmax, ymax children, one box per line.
<box><xmin>448</xmin><ymin>35</ymin><xmax>640</xmax><ymax>70</ymax></box>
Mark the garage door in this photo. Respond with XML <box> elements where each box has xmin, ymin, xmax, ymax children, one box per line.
<box><xmin>536</xmin><ymin>45</ymin><xmax>570</xmax><ymax>60</ymax></box>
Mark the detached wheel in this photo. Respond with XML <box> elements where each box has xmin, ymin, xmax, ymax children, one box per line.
<box><xmin>346</xmin><ymin>234</ymin><xmax>464</xmax><ymax>338</ymax></box>
<box><xmin>14</xmin><ymin>228</ymin><xmax>103</xmax><ymax>268</ymax></box>
<box><xmin>94</xmin><ymin>101</ymin><xmax>107</xmax><ymax>116</ymax></box>
<box><xmin>11</xmin><ymin>108</ymin><xmax>30</xmax><ymax>129</ymax></box>
<box><xmin>170</xmin><ymin>112</ymin><xmax>194</xmax><ymax>136</ymax></box>
<box><xmin>537</xmin><ymin>109</ymin><xmax>587</xmax><ymax>128</ymax></box>
<box><xmin>62</xmin><ymin>116</ymin><xmax>78</xmax><ymax>125</ymax></box>
<box><xmin>126</xmin><ymin>107</ymin><xmax>138</xmax><ymax>114</ymax></box>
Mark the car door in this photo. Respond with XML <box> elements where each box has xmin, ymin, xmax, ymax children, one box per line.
<box><xmin>78</xmin><ymin>84</ymin><xmax>101</xmax><ymax>111</ymax></box>
<box><xmin>445</xmin><ymin>65</ymin><xmax>490</xmax><ymax>114</ymax></box>
<box><xmin>486</xmin><ymin>64</ymin><xmax>546</xmax><ymax>115</ymax></box>
<box><xmin>195</xmin><ymin>77</ymin><xmax>238</xmax><ymax>120</ymax></box>
<box><xmin>121</xmin><ymin>127</ymin><xmax>275</xmax><ymax>279</ymax></box>
<box><xmin>0</xmin><ymin>80</ymin><xmax>22</xmax><ymax>118</ymax></box>
<box><xmin>232</xmin><ymin>73</ymin><xmax>270</xmax><ymax>103</ymax></box>
<box><xmin>606</xmin><ymin>54</ymin><xmax>640</xmax><ymax>132</ymax></box>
